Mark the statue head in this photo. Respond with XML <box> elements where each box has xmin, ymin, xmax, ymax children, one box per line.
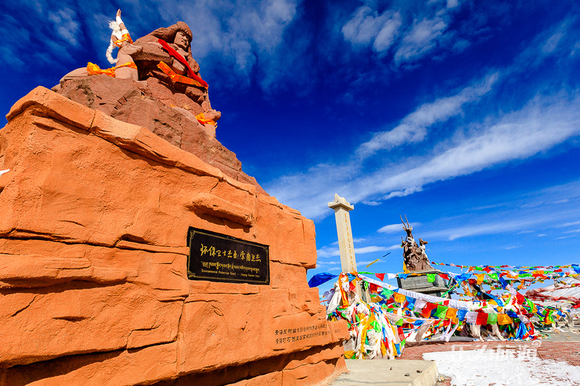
<box><xmin>150</xmin><ymin>21</ymin><xmax>193</xmax><ymax>48</ymax></box>
<box><xmin>174</xmin><ymin>30</ymin><xmax>190</xmax><ymax>51</ymax></box>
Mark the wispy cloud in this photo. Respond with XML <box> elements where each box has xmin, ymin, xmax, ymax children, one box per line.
<box><xmin>420</xmin><ymin>181</ymin><xmax>580</xmax><ymax>241</ymax></box>
<box><xmin>317</xmin><ymin>244</ymin><xmax>389</xmax><ymax>258</ymax></box>
<box><xmin>503</xmin><ymin>245</ymin><xmax>523</xmax><ymax>250</ymax></box>
<box><xmin>268</xmin><ymin>88</ymin><xmax>580</xmax><ymax>220</ymax></box>
<box><xmin>394</xmin><ymin>16</ymin><xmax>448</xmax><ymax>66</ymax></box>
<box><xmin>342</xmin><ymin>7</ymin><xmax>402</xmax><ymax>53</ymax></box>
<box><xmin>357</xmin><ymin>73</ymin><xmax>497</xmax><ymax>158</ymax></box>
<box><xmin>378</xmin><ymin>222</ymin><xmax>421</xmax><ymax>234</ymax></box>
<box><xmin>267</xmin><ymin>15</ymin><xmax>580</xmax><ymax>219</ymax></box>
<box><xmin>47</xmin><ymin>8</ymin><xmax>81</xmax><ymax>47</ymax></box>
<box><xmin>341</xmin><ymin>0</ymin><xmax>470</xmax><ymax>67</ymax></box>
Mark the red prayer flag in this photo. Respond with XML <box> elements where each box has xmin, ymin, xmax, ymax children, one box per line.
<box><xmin>421</xmin><ymin>303</ymin><xmax>437</xmax><ymax>318</ymax></box>
<box><xmin>476</xmin><ymin>312</ymin><xmax>488</xmax><ymax>325</ymax></box>
<box><xmin>375</xmin><ymin>273</ymin><xmax>385</xmax><ymax>281</ymax></box>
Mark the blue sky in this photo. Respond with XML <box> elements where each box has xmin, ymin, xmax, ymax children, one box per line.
<box><xmin>1</xmin><ymin>0</ymin><xmax>579</xmax><ymax>287</ymax></box>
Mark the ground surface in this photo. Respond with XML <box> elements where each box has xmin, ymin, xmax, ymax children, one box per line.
<box><xmin>399</xmin><ymin>331</ymin><xmax>580</xmax><ymax>385</ymax></box>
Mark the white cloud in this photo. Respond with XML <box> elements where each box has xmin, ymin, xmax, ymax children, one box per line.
<box><xmin>394</xmin><ymin>17</ymin><xmax>447</xmax><ymax>66</ymax></box>
<box><xmin>317</xmin><ymin>247</ymin><xmax>340</xmax><ymax>258</ymax></box>
<box><xmin>342</xmin><ymin>7</ymin><xmax>401</xmax><ymax>53</ymax></box>
<box><xmin>355</xmin><ymin>246</ymin><xmax>388</xmax><ymax>254</ymax></box>
<box><xmin>269</xmin><ymin>87</ymin><xmax>580</xmax><ymax>221</ymax></box>
<box><xmin>561</xmin><ymin>221</ymin><xmax>580</xmax><ymax>228</ymax></box>
<box><xmin>378</xmin><ymin>222</ymin><xmax>421</xmax><ymax>234</ymax></box>
<box><xmin>503</xmin><ymin>245</ymin><xmax>523</xmax><ymax>250</ymax></box>
<box><xmin>428</xmin><ymin>218</ymin><xmax>542</xmax><ymax>241</ymax></box>
<box><xmin>383</xmin><ymin>187</ymin><xmax>423</xmax><ymax>200</ymax></box>
<box><xmin>356</xmin><ymin>73</ymin><xmax>497</xmax><ymax>158</ymax></box>
<box><xmin>48</xmin><ymin>8</ymin><xmax>81</xmax><ymax>47</ymax></box>
<box><xmin>418</xmin><ymin>181</ymin><xmax>580</xmax><ymax>241</ymax></box>
<box><xmin>378</xmin><ymin>223</ymin><xmax>403</xmax><ymax>234</ymax></box>
<box><xmin>317</xmin><ymin>244</ymin><xmax>389</xmax><ymax>258</ymax></box>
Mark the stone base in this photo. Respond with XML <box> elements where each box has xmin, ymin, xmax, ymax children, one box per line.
<box><xmin>0</xmin><ymin>87</ymin><xmax>348</xmax><ymax>385</ymax></box>
<box><xmin>0</xmin><ymin>344</ymin><xmax>347</xmax><ymax>386</ymax></box>
<box><xmin>53</xmin><ymin>75</ymin><xmax>265</xmax><ymax>194</ymax></box>
<box><xmin>397</xmin><ymin>270</ymin><xmax>448</xmax><ymax>297</ymax></box>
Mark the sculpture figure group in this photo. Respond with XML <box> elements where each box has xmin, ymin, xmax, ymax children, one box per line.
<box><xmin>400</xmin><ymin>215</ymin><xmax>433</xmax><ymax>272</ymax></box>
<box><xmin>62</xmin><ymin>10</ymin><xmax>220</xmax><ymax>125</ymax></box>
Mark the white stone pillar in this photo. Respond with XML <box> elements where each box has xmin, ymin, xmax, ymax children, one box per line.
<box><xmin>328</xmin><ymin>194</ymin><xmax>356</xmax><ymax>273</ymax></box>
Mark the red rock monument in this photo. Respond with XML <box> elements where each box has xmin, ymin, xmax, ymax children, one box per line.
<box><xmin>0</xmin><ymin>17</ymin><xmax>348</xmax><ymax>386</ymax></box>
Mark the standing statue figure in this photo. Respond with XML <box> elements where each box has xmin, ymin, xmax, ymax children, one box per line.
<box><xmin>400</xmin><ymin>215</ymin><xmax>433</xmax><ymax>272</ymax></box>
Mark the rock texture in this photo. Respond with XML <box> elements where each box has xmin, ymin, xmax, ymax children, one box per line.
<box><xmin>53</xmin><ymin>75</ymin><xmax>264</xmax><ymax>194</ymax></box>
<box><xmin>0</xmin><ymin>87</ymin><xmax>348</xmax><ymax>385</ymax></box>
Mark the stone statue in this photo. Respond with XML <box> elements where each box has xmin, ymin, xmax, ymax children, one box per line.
<box><xmin>59</xmin><ymin>11</ymin><xmax>220</xmax><ymax>125</ymax></box>
<box><xmin>60</xmin><ymin>10</ymin><xmax>141</xmax><ymax>82</ymax></box>
<box><xmin>131</xmin><ymin>21</ymin><xmax>221</xmax><ymax>123</ymax></box>
<box><xmin>400</xmin><ymin>215</ymin><xmax>433</xmax><ymax>272</ymax></box>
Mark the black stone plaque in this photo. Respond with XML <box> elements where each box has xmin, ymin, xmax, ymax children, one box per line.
<box><xmin>187</xmin><ymin>227</ymin><xmax>270</xmax><ymax>285</ymax></box>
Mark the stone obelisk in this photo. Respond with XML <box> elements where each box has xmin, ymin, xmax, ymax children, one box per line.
<box><xmin>328</xmin><ymin>194</ymin><xmax>356</xmax><ymax>273</ymax></box>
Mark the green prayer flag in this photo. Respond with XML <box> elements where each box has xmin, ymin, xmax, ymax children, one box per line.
<box><xmin>363</xmin><ymin>281</ymin><xmax>369</xmax><ymax>291</ymax></box>
<box><xmin>434</xmin><ymin>305</ymin><xmax>448</xmax><ymax>319</ymax></box>
<box><xmin>381</xmin><ymin>288</ymin><xmax>394</xmax><ymax>299</ymax></box>
<box><xmin>489</xmin><ymin>273</ymin><xmax>499</xmax><ymax>281</ymax></box>
<box><xmin>427</xmin><ymin>273</ymin><xmax>436</xmax><ymax>283</ymax></box>
<box><xmin>487</xmin><ymin>313</ymin><xmax>498</xmax><ymax>324</ymax></box>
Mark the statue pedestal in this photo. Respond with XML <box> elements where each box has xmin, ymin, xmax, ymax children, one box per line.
<box><xmin>397</xmin><ymin>270</ymin><xmax>448</xmax><ymax>297</ymax></box>
<box><xmin>0</xmin><ymin>87</ymin><xmax>349</xmax><ymax>386</ymax></box>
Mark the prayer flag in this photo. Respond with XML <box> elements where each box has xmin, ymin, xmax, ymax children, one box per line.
<box><xmin>476</xmin><ymin>312</ymin><xmax>488</xmax><ymax>325</ymax></box>
<box><xmin>434</xmin><ymin>305</ymin><xmax>448</xmax><ymax>319</ymax></box>
<box><xmin>446</xmin><ymin>308</ymin><xmax>458</xmax><ymax>322</ymax></box>
<box><xmin>381</xmin><ymin>288</ymin><xmax>394</xmax><ymax>299</ymax></box>
<box><xmin>308</xmin><ymin>273</ymin><xmax>338</xmax><ymax>287</ymax></box>
<box><xmin>465</xmin><ymin>311</ymin><xmax>478</xmax><ymax>324</ymax></box>
<box><xmin>394</xmin><ymin>293</ymin><xmax>406</xmax><ymax>304</ymax></box>
<box><xmin>497</xmin><ymin>314</ymin><xmax>512</xmax><ymax>325</ymax></box>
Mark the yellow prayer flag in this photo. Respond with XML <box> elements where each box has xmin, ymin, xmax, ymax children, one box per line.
<box><xmin>394</xmin><ymin>293</ymin><xmax>406</xmax><ymax>304</ymax></box>
<box><xmin>446</xmin><ymin>308</ymin><xmax>458</xmax><ymax>322</ymax></box>
<box><xmin>497</xmin><ymin>314</ymin><xmax>513</xmax><ymax>325</ymax></box>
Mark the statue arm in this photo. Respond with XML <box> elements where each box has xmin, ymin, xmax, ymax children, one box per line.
<box><xmin>188</xmin><ymin>57</ymin><xmax>200</xmax><ymax>74</ymax></box>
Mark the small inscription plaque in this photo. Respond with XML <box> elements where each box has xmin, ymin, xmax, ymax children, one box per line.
<box><xmin>274</xmin><ymin>322</ymin><xmax>330</xmax><ymax>345</ymax></box>
<box><xmin>187</xmin><ymin>227</ymin><xmax>269</xmax><ymax>285</ymax></box>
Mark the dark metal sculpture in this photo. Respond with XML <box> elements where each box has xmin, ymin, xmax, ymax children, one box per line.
<box><xmin>400</xmin><ymin>215</ymin><xmax>433</xmax><ymax>272</ymax></box>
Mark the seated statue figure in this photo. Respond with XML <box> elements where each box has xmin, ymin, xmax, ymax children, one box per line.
<box><xmin>60</xmin><ymin>13</ymin><xmax>220</xmax><ymax>125</ymax></box>
<box><xmin>132</xmin><ymin>22</ymin><xmax>221</xmax><ymax>123</ymax></box>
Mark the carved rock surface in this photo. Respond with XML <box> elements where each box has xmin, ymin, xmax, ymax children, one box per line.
<box><xmin>53</xmin><ymin>75</ymin><xmax>265</xmax><ymax>194</ymax></box>
<box><xmin>0</xmin><ymin>87</ymin><xmax>347</xmax><ymax>385</ymax></box>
